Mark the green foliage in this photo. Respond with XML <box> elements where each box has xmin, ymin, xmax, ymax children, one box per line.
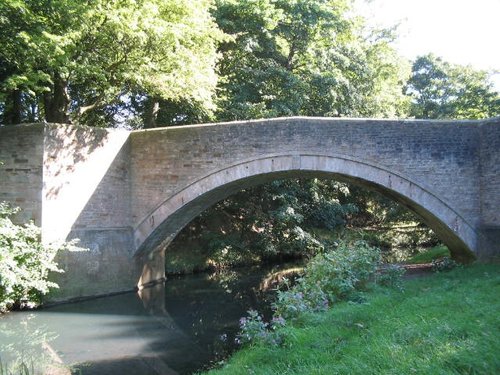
<box><xmin>2</xmin><ymin>0</ymin><xmax>497</xmax><ymax>128</ymax></box>
<box><xmin>407</xmin><ymin>245</ymin><xmax>451</xmax><ymax>264</ymax></box>
<box><xmin>167</xmin><ymin>178</ymin><xmax>362</xmax><ymax>273</ymax></box>
<box><xmin>207</xmin><ymin>264</ymin><xmax>500</xmax><ymax>375</ymax></box>
<box><xmin>273</xmin><ymin>240</ymin><xmax>381</xmax><ymax>320</ymax></box>
<box><xmin>0</xmin><ymin>0</ymin><xmax>222</xmax><ymax>126</ymax></box>
<box><xmin>274</xmin><ymin>282</ymin><xmax>330</xmax><ymax>320</ymax></box>
<box><xmin>213</xmin><ymin>0</ymin><xmax>409</xmax><ymax>120</ymax></box>
<box><xmin>237</xmin><ymin>240</ymin><xmax>404</xmax><ymax>349</ymax></box>
<box><xmin>205</xmin><ymin>233</ymin><xmax>255</xmax><ymax>270</ymax></box>
<box><xmin>407</xmin><ymin>54</ymin><xmax>500</xmax><ymax>119</ymax></box>
<box><xmin>0</xmin><ymin>203</ymin><xmax>64</xmax><ymax>312</ymax></box>
<box><xmin>305</xmin><ymin>240</ymin><xmax>381</xmax><ymax>297</ymax></box>
<box><xmin>237</xmin><ymin>310</ymin><xmax>285</xmax><ymax>347</ymax></box>
<box><xmin>167</xmin><ymin>176</ymin><xmax>439</xmax><ymax>274</ymax></box>
<box><xmin>308</xmin><ymin>201</ymin><xmax>358</xmax><ymax>231</ymax></box>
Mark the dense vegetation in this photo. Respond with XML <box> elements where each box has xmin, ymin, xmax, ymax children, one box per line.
<box><xmin>0</xmin><ymin>1</ymin><xmax>499</xmax><ymax>373</ymax></box>
<box><xmin>0</xmin><ymin>0</ymin><xmax>222</xmax><ymax>126</ymax></box>
<box><xmin>1</xmin><ymin>0</ymin><xmax>498</xmax><ymax>125</ymax></box>
<box><xmin>166</xmin><ymin>179</ymin><xmax>438</xmax><ymax>273</ymax></box>
<box><xmin>207</xmin><ymin>263</ymin><xmax>500</xmax><ymax>374</ymax></box>
<box><xmin>0</xmin><ymin>203</ymin><xmax>66</xmax><ymax>312</ymax></box>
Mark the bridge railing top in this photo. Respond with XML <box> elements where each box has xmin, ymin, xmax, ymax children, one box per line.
<box><xmin>131</xmin><ymin>116</ymin><xmax>492</xmax><ymax>133</ymax></box>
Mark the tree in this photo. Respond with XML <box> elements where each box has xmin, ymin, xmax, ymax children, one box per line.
<box><xmin>0</xmin><ymin>0</ymin><xmax>222</xmax><ymax>126</ymax></box>
<box><xmin>406</xmin><ymin>54</ymin><xmax>500</xmax><ymax>119</ymax></box>
<box><xmin>213</xmin><ymin>0</ymin><xmax>409</xmax><ymax>121</ymax></box>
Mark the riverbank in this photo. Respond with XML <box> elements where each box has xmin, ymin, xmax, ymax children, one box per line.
<box><xmin>165</xmin><ymin>226</ymin><xmax>442</xmax><ymax>276</ymax></box>
<box><xmin>205</xmin><ymin>263</ymin><xmax>500</xmax><ymax>374</ymax></box>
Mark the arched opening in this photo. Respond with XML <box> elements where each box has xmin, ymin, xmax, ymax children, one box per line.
<box><xmin>134</xmin><ymin>154</ymin><xmax>477</xmax><ymax>288</ymax></box>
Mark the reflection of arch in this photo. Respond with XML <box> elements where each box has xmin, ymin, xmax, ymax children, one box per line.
<box><xmin>134</xmin><ymin>153</ymin><xmax>477</xmax><ymax>266</ymax></box>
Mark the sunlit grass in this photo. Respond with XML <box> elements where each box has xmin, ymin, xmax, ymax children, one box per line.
<box><xmin>407</xmin><ymin>245</ymin><xmax>450</xmax><ymax>264</ymax></box>
<box><xmin>206</xmin><ymin>264</ymin><xmax>500</xmax><ymax>374</ymax></box>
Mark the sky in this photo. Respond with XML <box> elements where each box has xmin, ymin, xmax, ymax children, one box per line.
<box><xmin>354</xmin><ymin>0</ymin><xmax>500</xmax><ymax>90</ymax></box>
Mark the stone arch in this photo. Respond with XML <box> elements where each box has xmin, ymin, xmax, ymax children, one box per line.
<box><xmin>134</xmin><ymin>153</ymin><xmax>477</xmax><ymax>286</ymax></box>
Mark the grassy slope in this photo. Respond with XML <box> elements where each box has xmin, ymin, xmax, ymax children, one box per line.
<box><xmin>206</xmin><ymin>264</ymin><xmax>500</xmax><ymax>375</ymax></box>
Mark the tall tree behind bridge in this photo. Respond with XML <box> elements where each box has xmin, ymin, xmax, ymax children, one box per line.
<box><xmin>213</xmin><ymin>0</ymin><xmax>410</xmax><ymax>121</ymax></box>
<box><xmin>406</xmin><ymin>54</ymin><xmax>500</xmax><ymax>120</ymax></box>
<box><xmin>0</xmin><ymin>0</ymin><xmax>221</xmax><ymax>126</ymax></box>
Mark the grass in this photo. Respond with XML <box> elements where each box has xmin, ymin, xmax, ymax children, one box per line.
<box><xmin>205</xmin><ymin>263</ymin><xmax>500</xmax><ymax>374</ymax></box>
<box><xmin>407</xmin><ymin>244</ymin><xmax>451</xmax><ymax>264</ymax></box>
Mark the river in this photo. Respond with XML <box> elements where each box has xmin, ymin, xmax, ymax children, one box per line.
<box><xmin>0</xmin><ymin>263</ymin><xmax>297</xmax><ymax>375</ymax></box>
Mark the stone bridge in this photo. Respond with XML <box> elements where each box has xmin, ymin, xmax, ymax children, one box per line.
<box><xmin>0</xmin><ymin>117</ymin><xmax>499</xmax><ymax>301</ymax></box>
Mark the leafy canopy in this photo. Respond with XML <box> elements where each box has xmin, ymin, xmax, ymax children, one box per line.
<box><xmin>0</xmin><ymin>0</ymin><xmax>222</xmax><ymax>125</ymax></box>
<box><xmin>406</xmin><ymin>54</ymin><xmax>500</xmax><ymax>119</ymax></box>
<box><xmin>213</xmin><ymin>0</ymin><xmax>410</xmax><ymax>120</ymax></box>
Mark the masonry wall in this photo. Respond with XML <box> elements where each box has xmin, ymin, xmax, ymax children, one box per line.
<box><xmin>41</xmin><ymin>124</ymin><xmax>130</xmax><ymax>240</ymax></box>
<box><xmin>40</xmin><ymin>124</ymin><xmax>139</xmax><ymax>300</ymax></box>
<box><xmin>1</xmin><ymin>118</ymin><xmax>498</xmax><ymax>302</ymax></box>
<box><xmin>130</xmin><ymin>118</ymin><xmax>482</xmax><ymax>247</ymax></box>
<box><xmin>0</xmin><ymin>124</ymin><xmax>44</xmax><ymax>224</ymax></box>
<box><xmin>479</xmin><ymin>117</ymin><xmax>500</xmax><ymax>258</ymax></box>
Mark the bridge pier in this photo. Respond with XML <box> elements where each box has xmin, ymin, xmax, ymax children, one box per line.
<box><xmin>137</xmin><ymin>249</ymin><xmax>167</xmax><ymax>290</ymax></box>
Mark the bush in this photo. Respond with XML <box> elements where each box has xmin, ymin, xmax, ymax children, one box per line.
<box><xmin>302</xmin><ymin>240</ymin><xmax>381</xmax><ymax>301</ymax></box>
<box><xmin>273</xmin><ymin>283</ymin><xmax>329</xmax><ymax>320</ymax></box>
<box><xmin>0</xmin><ymin>203</ymin><xmax>66</xmax><ymax>312</ymax></box>
<box><xmin>239</xmin><ymin>240</ymin><xmax>405</xmax><ymax>346</ymax></box>
<box><xmin>237</xmin><ymin>310</ymin><xmax>284</xmax><ymax>347</ymax></box>
<box><xmin>273</xmin><ymin>240</ymin><xmax>382</xmax><ymax>320</ymax></box>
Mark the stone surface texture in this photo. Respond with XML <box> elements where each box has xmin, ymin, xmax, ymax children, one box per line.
<box><xmin>0</xmin><ymin>117</ymin><xmax>498</xmax><ymax>301</ymax></box>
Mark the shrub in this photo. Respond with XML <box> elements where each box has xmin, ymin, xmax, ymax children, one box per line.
<box><xmin>273</xmin><ymin>240</ymin><xmax>382</xmax><ymax>320</ymax></box>
<box><xmin>301</xmin><ymin>240</ymin><xmax>381</xmax><ymax>301</ymax></box>
<box><xmin>238</xmin><ymin>240</ymin><xmax>405</xmax><ymax>345</ymax></box>
<box><xmin>237</xmin><ymin>310</ymin><xmax>284</xmax><ymax>347</ymax></box>
<box><xmin>0</xmin><ymin>203</ymin><xmax>66</xmax><ymax>312</ymax></box>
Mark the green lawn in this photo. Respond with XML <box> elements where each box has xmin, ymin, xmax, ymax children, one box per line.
<box><xmin>206</xmin><ymin>263</ymin><xmax>500</xmax><ymax>374</ymax></box>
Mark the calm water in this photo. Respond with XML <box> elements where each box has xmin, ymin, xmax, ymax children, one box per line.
<box><xmin>0</xmin><ymin>264</ymin><xmax>292</xmax><ymax>375</ymax></box>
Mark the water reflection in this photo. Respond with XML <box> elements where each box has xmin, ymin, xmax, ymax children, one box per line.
<box><xmin>0</xmin><ymin>264</ymin><xmax>292</xmax><ymax>375</ymax></box>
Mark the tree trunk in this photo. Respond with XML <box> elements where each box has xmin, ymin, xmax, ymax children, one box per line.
<box><xmin>143</xmin><ymin>97</ymin><xmax>160</xmax><ymax>128</ymax></box>
<box><xmin>44</xmin><ymin>72</ymin><xmax>71</xmax><ymax>123</ymax></box>
<box><xmin>2</xmin><ymin>89</ymin><xmax>22</xmax><ymax>125</ymax></box>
